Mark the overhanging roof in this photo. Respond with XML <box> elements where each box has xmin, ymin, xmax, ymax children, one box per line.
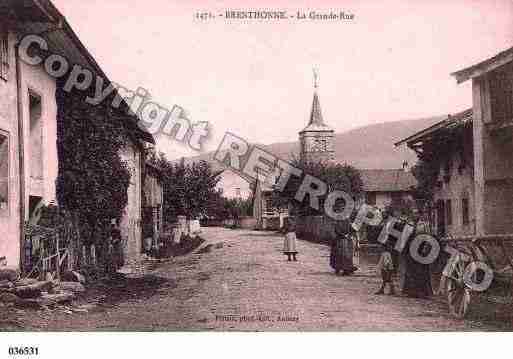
<box><xmin>0</xmin><ymin>0</ymin><xmax>57</xmax><ymax>22</ymax></box>
<box><xmin>394</xmin><ymin>108</ymin><xmax>473</xmax><ymax>148</ymax></box>
<box><xmin>7</xmin><ymin>0</ymin><xmax>154</xmax><ymax>144</ymax></box>
<box><xmin>451</xmin><ymin>46</ymin><xmax>513</xmax><ymax>84</ymax></box>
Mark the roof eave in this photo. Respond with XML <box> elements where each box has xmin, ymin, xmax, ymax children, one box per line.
<box><xmin>41</xmin><ymin>1</ymin><xmax>155</xmax><ymax>144</ymax></box>
<box><xmin>394</xmin><ymin>118</ymin><xmax>449</xmax><ymax>147</ymax></box>
<box><xmin>451</xmin><ymin>46</ymin><xmax>513</xmax><ymax>84</ymax></box>
<box><xmin>395</xmin><ymin>109</ymin><xmax>473</xmax><ymax>148</ymax></box>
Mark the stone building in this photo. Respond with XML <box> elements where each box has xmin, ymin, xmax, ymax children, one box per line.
<box><xmin>0</xmin><ymin>0</ymin><xmax>154</xmax><ymax>270</ymax></box>
<box><xmin>397</xmin><ymin>45</ymin><xmax>513</xmax><ymax>238</ymax></box>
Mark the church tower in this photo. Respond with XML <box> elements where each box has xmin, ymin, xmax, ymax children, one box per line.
<box><xmin>299</xmin><ymin>71</ymin><xmax>335</xmax><ymax>163</ymax></box>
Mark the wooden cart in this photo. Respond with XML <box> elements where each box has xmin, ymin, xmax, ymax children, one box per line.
<box><xmin>439</xmin><ymin>234</ymin><xmax>513</xmax><ymax>318</ymax></box>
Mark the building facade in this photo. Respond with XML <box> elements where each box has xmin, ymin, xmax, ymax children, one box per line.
<box><xmin>216</xmin><ymin>169</ymin><xmax>252</xmax><ymax>200</ymax></box>
<box><xmin>453</xmin><ymin>49</ymin><xmax>513</xmax><ymax>237</ymax></box>
<box><xmin>396</xmin><ymin>110</ymin><xmax>474</xmax><ymax>237</ymax></box>
<box><xmin>397</xmin><ymin>45</ymin><xmax>513</xmax><ymax>238</ymax></box>
<box><xmin>0</xmin><ymin>0</ymin><xmax>154</xmax><ymax>270</ymax></box>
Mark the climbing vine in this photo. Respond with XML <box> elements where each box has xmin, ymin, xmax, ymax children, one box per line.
<box><xmin>55</xmin><ymin>81</ymin><xmax>132</xmax><ymax>245</ymax></box>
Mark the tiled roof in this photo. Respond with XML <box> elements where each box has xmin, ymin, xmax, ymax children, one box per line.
<box><xmin>300</xmin><ymin>91</ymin><xmax>333</xmax><ymax>133</ymax></box>
<box><xmin>394</xmin><ymin>108</ymin><xmax>473</xmax><ymax>147</ymax></box>
<box><xmin>359</xmin><ymin>169</ymin><xmax>416</xmax><ymax>193</ymax></box>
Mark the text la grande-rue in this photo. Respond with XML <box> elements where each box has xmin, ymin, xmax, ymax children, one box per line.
<box><xmin>297</xmin><ymin>11</ymin><xmax>355</xmax><ymax>21</ymax></box>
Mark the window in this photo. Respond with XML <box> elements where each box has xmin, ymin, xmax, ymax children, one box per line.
<box><xmin>462</xmin><ymin>198</ymin><xmax>469</xmax><ymax>225</ymax></box>
<box><xmin>0</xmin><ymin>131</ymin><xmax>9</xmax><ymax>215</ymax></box>
<box><xmin>446</xmin><ymin>199</ymin><xmax>452</xmax><ymax>226</ymax></box>
<box><xmin>29</xmin><ymin>92</ymin><xmax>43</xmax><ymax>180</ymax></box>
<box><xmin>366</xmin><ymin>192</ymin><xmax>376</xmax><ymax>206</ymax></box>
<box><xmin>0</xmin><ymin>25</ymin><xmax>8</xmax><ymax>81</ymax></box>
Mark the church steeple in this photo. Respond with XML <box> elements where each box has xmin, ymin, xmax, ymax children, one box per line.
<box><xmin>307</xmin><ymin>91</ymin><xmax>325</xmax><ymax>128</ymax></box>
<box><xmin>310</xmin><ymin>68</ymin><xmax>324</xmax><ymax>126</ymax></box>
<box><xmin>299</xmin><ymin>69</ymin><xmax>335</xmax><ymax>163</ymax></box>
<box><xmin>300</xmin><ymin>69</ymin><xmax>332</xmax><ymax>133</ymax></box>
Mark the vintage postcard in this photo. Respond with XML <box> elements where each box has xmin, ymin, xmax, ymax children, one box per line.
<box><xmin>1</xmin><ymin>0</ymin><xmax>513</xmax><ymax>355</ymax></box>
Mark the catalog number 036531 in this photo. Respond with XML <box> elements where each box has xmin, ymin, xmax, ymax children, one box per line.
<box><xmin>8</xmin><ymin>347</ymin><xmax>39</xmax><ymax>356</ymax></box>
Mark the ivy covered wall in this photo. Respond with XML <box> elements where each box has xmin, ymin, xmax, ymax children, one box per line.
<box><xmin>55</xmin><ymin>81</ymin><xmax>132</xmax><ymax>246</ymax></box>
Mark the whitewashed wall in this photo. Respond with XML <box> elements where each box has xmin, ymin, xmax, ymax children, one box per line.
<box><xmin>0</xmin><ymin>30</ymin><xmax>20</xmax><ymax>269</ymax></box>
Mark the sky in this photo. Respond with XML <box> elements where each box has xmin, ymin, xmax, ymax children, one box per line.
<box><xmin>53</xmin><ymin>0</ymin><xmax>513</xmax><ymax>159</ymax></box>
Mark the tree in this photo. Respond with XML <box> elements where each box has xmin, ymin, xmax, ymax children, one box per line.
<box><xmin>271</xmin><ymin>157</ymin><xmax>362</xmax><ymax>216</ymax></box>
<box><xmin>151</xmin><ymin>154</ymin><xmax>222</xmax><ymax>220</ymax></box>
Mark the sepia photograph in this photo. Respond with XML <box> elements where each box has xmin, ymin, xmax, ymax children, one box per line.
<box><xmin>1</xmin><ymin>0</ymin><xmax>513</xmax><ymax>356</ymax></box>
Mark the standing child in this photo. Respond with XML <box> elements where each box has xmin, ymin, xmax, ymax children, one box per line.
<box><xmin>283</xmin><ymin>222</ymin><xmax>298</xmax><ymax>262</ymax></box>
<box><xmin>375</xmin><ymin>243</ymin><xmax>395</xmax><ymax>295</ymax></box>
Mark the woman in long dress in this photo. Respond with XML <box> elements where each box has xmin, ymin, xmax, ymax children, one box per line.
<box><xmin>400</xmin><ymin>227</ymin><xmax>433</xmax><ymax>298</ymax></box>
<box><xmin>330</xmin><ymin>220</ymin><xmax>358</xmax><ymax>275</ymax></box>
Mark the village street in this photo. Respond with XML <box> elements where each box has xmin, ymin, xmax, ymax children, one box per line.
<box><xmin>9</xmin><ymin>227</ymin><xmax>506</xmax><ymax>331</ymax></box>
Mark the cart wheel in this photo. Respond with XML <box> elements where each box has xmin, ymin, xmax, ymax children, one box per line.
<box><xmin>446</xmin><ymin>260</ymin><xmax>472</xmax><ymax>318</ymax></box>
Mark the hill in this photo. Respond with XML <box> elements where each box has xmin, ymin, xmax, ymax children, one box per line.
<box><xmin>172</xmin><ymin>116</ymin><xmax>444</xmax><ymax>198</ymax></box>
<box><xmin>176</xmin><ymin>116</ymin><xmax>444</xmax><ymax>170</ymax></box>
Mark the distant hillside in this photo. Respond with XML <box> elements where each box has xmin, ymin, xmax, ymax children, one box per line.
<box><xmin>177</xmin><ymin>116</ymin><xmax>444</xmax><ymax>170</ymax></box>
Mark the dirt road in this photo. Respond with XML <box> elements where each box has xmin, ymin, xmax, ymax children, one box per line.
<box><xmin>10</xmin><ymin>227</ymin><xmax>506</xmax><ymax>331</ymax></box>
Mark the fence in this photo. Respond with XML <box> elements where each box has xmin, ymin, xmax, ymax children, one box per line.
<box><xmin>295</xmin><ymin>215</ymin><xmax>338</xmax><ymax>244</ymax></box>
<box><xmin>24</xmin><ymin>219</ymin><xmax>81</xmax><ymax>279</ymax></box>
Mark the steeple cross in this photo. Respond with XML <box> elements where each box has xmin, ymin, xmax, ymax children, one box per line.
<box><xmin>313</xmin><ymin>67</ymin><xmax>319</xmax><ymax>89</ymax></box>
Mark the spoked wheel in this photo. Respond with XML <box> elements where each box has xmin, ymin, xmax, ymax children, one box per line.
<box><xmin>446</xmin><ymin>260</ymin><xmax>472</xmax><ymax>318</ymax></box>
